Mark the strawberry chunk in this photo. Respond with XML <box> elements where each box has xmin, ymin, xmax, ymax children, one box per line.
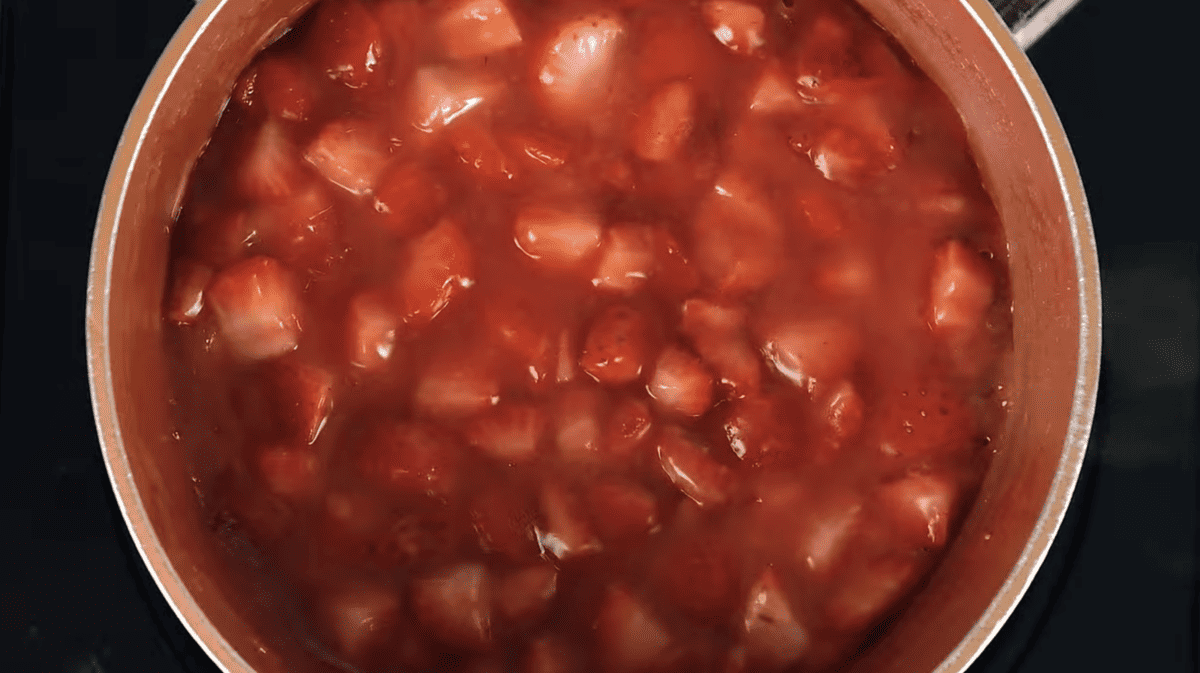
<box><xmin>372</xmin><ymin>161</ymin><xmax>446</xmax><ymax>236</ymax></box>
<box><xmin>253</xmin><ymin>56</ymin><xmax>318</xmax><ymax>122</ymax></box>
<box><xmin>794</xmin><ymin>188</ymin><xmax>850</xmax><ymax>240</ymax></box>
<box><xmin>256</xmin><ymin>445</ymin><xmax>321</xmax><ymax>499</ymax></box>
<box><xmin>307</xmin><ymin>0</ymin><xmax>386</xmax><ymax>89</ymax></box>
<box><xmin>928</xmin><ymin>239</ymin><xmax>995</xmax><ymax>331</ymax></box>
<box><xmin>819</xmin><ymin>381</ymin><xmax>865</xmax><ymax>447</ymax></box>
<box><xmin>165</xmin><ymin>260</ymin><xmax>212</xmax><ymax>324</ymax></box>
<box><xmin>523</xmin><ymin>635</ymin><xmax>577</xmax><ymax>673</ymax></box>
<box><xmin>467</xmin><ymin>403</ymin><xmax>546</xmax><ymax>464</ymax></box>
<box><xmin>536</xmin><ymin>480</ymin><xmax>601</xmax><ymax>561</ymax></box>
<box><xmin>346</xmin><ymin>291</ymin><xmax>399</xmax><ymax>372</ymax></box>
<box><xmin>206</xmin><ymin>256</ymin><xmax>302</xmax><ymax>361</ymax></box>
<box><xmin>680</xmin><ymin>298</ymin><xmax>761</xmax><ymax>396</ymax></box>
<box><xmin>304</xmin><ymin>118</ymin><xmax>390</xmax><ymax>196</ymax></box>
<box><xmin>482</xmin><ymin>296</ymin><xmax>556</xmax><ymax>383</ymax></box>
<box><xmin>448</xmin><ymin>122</ymin><xmax>519</xmax><ymax>183</ymax></box>
<box><xmin>741</xmin><ymin>569</ymin><xmax>808</xmax><ymax>671</ymax></box>
<box><xmin>595</xmin><ymin>585</ymin><xmax>675</xmax><ymax>673</ymax></box>
<box><xmin>183</xmin><ymin>208</ymin><xmax>256</xmax><ymax>269</ymax></box>
<box><xmin>553</xmin><ymin>385</ymin><xmax>604</xmax><ymax>464</ymax></box>
<box><xmin>469</xmin><ymin>485</ymin><xmax>540</xmax><ymax>560</ymax></box>
<box><xmin>438</xmin><ymin>0</ymin><xmax>523</xmax><ymax>59</ymax></box>
<box><xmin>656</xmin><ymin>426</ymin><xmax>733</xmax><ymax>508</ymax></box>
<box><xmin>320</xmin><ymin>584</ymin><xmax>399</xmax><ymax>659</ymax></box>
<box><xmin>397</xmin><ymin>218</ymin><xmax>475</xmax><ymax>325</ymax></box>
<box><xmin>826</xmin><ymin>556</ymin><xmax>918</xmax><ymax>631</ymax></box>
<box><xmin>701</xmin><ymin>1</ymin><xmax>767</xmax><ymax>55</ymax></box>
<box><xmin>411</xmin><ymin>563</ymin><xmax>493</xmax><ymax>650</ymax></box>
<box><xmin>270</xmin><ymin>359</ymin><xmax>335</xmax><ymax>444</ymax></box>
<box><xmin>648</xmin><ymin>346</ymin><xmax>714</xmax><ymax>418</ymax></box>
<box><xmin>513</xmin><ymin>204</ymin><xmax>603</xmax><ymax>272</ymax></box>
<box><xmin>504</xmin><ymin>130</ymin><xmax>570</xmax><ymax>169</ymax></box>
<box><xmin>794</xmin><ymin>497</ymin><xmax>862</xmax><ymax>574</ymax></box>
<box><xmin>748</xmin><ymin>61</ymin><xmax>802</xmax><ymax>114</ymax></box>
<box><xmin>408</xmin><ymin>66</ymin><xmax>504</xmax><ymax>133</ymax></box>
<box><xmin>359</xmin><ymin>422</ymin><xmax>461</xmax><ymax>497</ymax></box>
<box><xmin>631</xmin><ymin>81</ymin><xmax>695</xmax><ymax>162</ymax></box>
<box><xmin>605</xmin><ymin>397</ymin><xmax>653</xmax><ymax>461</ymax></box>
<box><xmin>252</xmin><ymin>180</ymin><xmax>339</xmax><ymax>270</ymax></box>
<box><xmin>758</xmin><ymin>318</ymin><xmax>860</xmax><ymax>392</ymax></box>
<box><xmin>581</xmin><ymin>304</ymin><xmax>651</xmax><ymax>386</ymax></box>
<box><xmin>236</xmin><ymin>120</ymin><xmax>305</xmax><ymax>200</ymax></box>
<box><xmin>693</xmin><ymin>172</ymin><xmax>783</xmax><ymax>295</ymax></box>
<box><xmin>592</xmin><ymin>225</ymin><xmax>656</xmax><ymax>294</ymax></box>
<box><xmin>587</xmin><ymin>478</ymin><xmax>659</xmax><ymax>541</ymax></box>
<box><xmin>813</xmin><ymin>248</ymin><xmax>875</xmax><ymax>298</ymax></box>
<box><xmin>497</xmin><ymin>565</ymin><xmax>558</xmax><ymax>623</ymax></box>
<box><xmin>808</xmin><ymin>122</ymin><xmax>897</xmax><ymax>186</ymax></box>
<box><xmin>414</xmin><ymin>347</ymin><xmax>500</xmax><ymax>420</ymax></box>
<box><xmin>649</xmin><ymin>227</ymin><xmax>701</xmax><ymax>299</ymax></box>
<box><xmin>533</xmin><ymin>14</ymin><xmax>626</xmax><ymax>122</ymax></box>
<box><xmin>876</xmin><ymin>472</ymin><xmax>958</xmax><ymax>549</ymax></box>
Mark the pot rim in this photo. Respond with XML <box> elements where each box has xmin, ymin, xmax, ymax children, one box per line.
<box><xmin>84</xmin><ymin>1</ymin><xmax>1101</xmax><ymax>672</ymax></box>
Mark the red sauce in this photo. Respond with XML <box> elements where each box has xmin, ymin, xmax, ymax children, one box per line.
<box><xmin>164</xmin><ymin>0</ymin><xmax>1012</xmax><ymax>671</ymax></box>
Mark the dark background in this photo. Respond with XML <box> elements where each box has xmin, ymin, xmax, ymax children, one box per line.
<box><xmin>1</xmin><ymin>0</ymin><xmax>1196</xmax><ymax>671</ymax></box>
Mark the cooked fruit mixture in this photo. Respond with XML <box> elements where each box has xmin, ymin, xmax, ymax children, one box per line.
<box><xmin>164</xmin><ymin>0</ymin><xmax>1012</xmax><ymax>671</ymax></box>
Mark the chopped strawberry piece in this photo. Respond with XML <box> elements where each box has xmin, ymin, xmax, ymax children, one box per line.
<box><xmin>206</xmin><ymin>256</ymin><xmax>302</xmax><ymax>361</ymax></box>
<box><xmin>316</xmin><ymin>489</ymin><xmax>389</xmax><ymax>552</ymax></box>
<box><xmin>497</xmin><ymin>565</ymin><xmax>558</xmax><ymax>623</ymax></box>
<box><xmin>795</xmin><ymin>189</ymin><xmax>849</xmax><ymax>240</ymax></box>
<box><xmin>469</xmin><ymin>485</ymin><xmax>540</xmax><ymax>560</ymax></box>
<box><xmin>397</xmin><ymin>218</ymin><xmax>475</xmax><ymax>325</ymax></box>
<box><xmin>372</xmin><ymin>160</ymin><xmax>446</xmax><ymax>236</ymax></box>
<box><xmin>631</xmin><ymin>81</ymin><xmax>695</xmax><ymax>162</ymax></box>
<box><xmin>680</xmin><ymin>298</ymin><xmax>761</xmax><ymax>396</ymax></box>
<box><xmin>741</xmin><ymin>568</ymin><xmax>808</xmax><ymax>671</ymax></box>
<box><xmin>270</xmin><ymin>359</ymin><xmax>335</xmax><ymax>444</ymax></box>
<box><xmin>648</xmin><ymin>346</ymin><xmax>714</xmax><ymax>418</ymax></box>
<box><xmin>504</xmin><ymin>130</ymin><xmax>570</xmax><ymax>169</ymax></box>
<box><xmin>826</xmin><ymin>556</ymin><xmax>918</xmax><ymax>630</ymax></box>
<box><xmin>876</xmin><ymin>472</ymin><xmax>958</xmax><ymax>549</ymax></box>
<box><xmin>701</xmin><ymin>1</ymin><xmax>767</xmax><ymax>55</ymax></box>
<box><xmin>374</xmin><ymin>509</ymin><xmax>462</xmax><ymax>567</ymax></box>
<box><xmin>656</xmin><ymin>426</ymin><xmax>733</xmax><ymax>508</ymax></box>
<box><xmin>438</xmin><ymin>0</ymin><xmax>523</xmax><ymax>59</ymax></box>
<box><xmin>237</xmin><ymin>120</ymin><xmax>305</xmax><ymax>200</ymax></box>
<box><xmin>820</xmin><ymin>381</ymin><xmax>865</xmax><ymax>447</ymax></box>
<box><xmin>513</xmin><ymin>204</ymin><xmax>603</xmax><ymax>272</ymax></box>
<box><xmin>304</xmin><ymin>118</ymin><xmax>390</xmax><ymax>196</ymax></box>
<box><xmin>307</xmin><ymin>0</ymin><xmax>386</xmax><ymax>89</ymax></box>
<box><xmin>748</xmin><ymin>61</ymin><xmax>802</xmax><ymax>114</ymax></box>
<box><xmin>408</xmin><ymin>66</ymin><xmax>503</xmax><ymax>133</ymax></box>
<box><xmin>874</xmin><ymin>376</ymin><xmax>976</xmax><ymax>458</ymax></box>
<box><xmin>758</xmin><ymin>318</ymin><xmax>860</xmax><ymax>392</ymax></box>
<box><xmin>581</xmin><ymin>304</ymin><xmax>651</xmax><ymax>386</ymax></box>
<box><xmin>358</xmin><ymin>422</ymin><xmax>461</xmax><ymax>497</ymax></box>
<box><xmin>635</xmin><ymin>10</ymin><xmax>722</xmax><ymax>87</ymax></box>
<box><xmin>536</xmin><ymin>480</ymin><xmax>601</xmax><ymax>561</ymax></box>
<box><xmin>556</xmin><ymin>327</ymin><xmax>578</xmax><ymax>385</ymax></box>
<box><xmin>256</xmin><ymin>445</ymin><xmax>321</xmax><ymax>499</ymax></box>
<box><xmin>254</xmin><ymin>56</ymin><xmax>319</xmax><ymax>122</ymax></box>
<box><xmin>252</xmin><ymin>180</ymin><xmax>339</xmax><ymax>271</ymax></box>
<box><xmin>523</xmin><ymin>634</ymin><xmax>577</xmax><ymax>673</ymax></box>
<box><xmin>649</xmin><ymin>227</ymin><xmax>701</xmax><ymax>299</ymax></box>
<box><xmin>411</xmin><ymin>563</ymin><xmax>493</xmax><ymax>650</ymax></box>
<box><xmin>605</xmin><ymin>397</ymin><xmax>653</xmax><ymax>461</ymax></box>
<box><xmin>533</xmin><ymin>14</ymin><xmax>626</xmax><ymax>122</ymax></box>
<box><xmin>655</xmin><ymin>529</ymin><xmax>736</xmax><ymax>619</ymax></box>
<box><xmin>372</xmin><ymin>0</ymin><xmax>421</xmax><ymax>78</ymax></box>
<box><xmin>808</xmin><ymin>122</ymin><xmax>897</xmax><ymax>186</ymax></box>
<box><xmin>794</xmin><ymin>497</ymin><xmax>862</xmax><ymax>574</ymax></box>
<box><xmin>482</xmin><ymin>296</ymin><xmax>556</xmax><ymax>382</ymax></box>
<box><xmin>928</xmin><ymin>239</ymin><xmax>995</xmax><ymax>331</ymax></box>
<box><xmin>719</xmin><ymin>395</ymin><xmax>792</xmax><ymax>464</ymax></box>
<box><xmin>795</xmin><ymin>13</ymin><xmax>859</xmax><ymax>92</ymax></box>
<box><xmin>588</xmin><ymin>478</ymin><xmax>659</xmax><ymax>541</ymax></box>
<box><xmin>467</xmin><ymin>403</ymin><xmax>546</xmax><ymax>463</ymax></box>
<box><xmin>592</xmin><ymin>225</ymin><xmax>656</xmax><ymax>294</ymax></box>
<box><xmin>346</xmin><ymin>291</ymin><xmax>399</xmax><ymax>371</ymax></box>
<box><xmin>693</xmin><ymin>172</ymin><xmax>783</xmax><ymax>295</ymax></box>
<box><xmin>812</xmin><ymin>248</ymin><xmax>875</xmax><ymax>298</ymax></box>
<box><xmin>165</xmin><ymin>260</ymin><xmax>212</xmax><ymax>324</ymax></box>
<box><xmin>448</xmin><ymin>122</ymin><xmax>519</xmax><ymax>183</ymax></box>
<box><xmin>553</xmin><ymin>385</ymin><xmax>604</xmax><ymax>464</ymax></box>
<box><xmin>320</xmin><ymin>584</ymin><xmax>399</xmax><ymax>659</ymax></box>
<box><xmin>595</xmin><ymin>585</ymin><xmax>675</xmax><ymax>673</ymax></box>
<box><xmin>414</xmin><ymin>347</ymin><xmax>499</xmax><ymax>420</ymax></box>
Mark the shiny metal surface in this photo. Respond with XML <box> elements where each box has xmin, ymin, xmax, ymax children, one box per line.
<box><xmin>86</xmin><ymin>1</ymin><xmax>1101</xmax><ymax>672</ymax></box>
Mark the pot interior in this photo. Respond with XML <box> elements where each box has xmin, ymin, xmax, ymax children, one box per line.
<box><xmin>87</xmin><ymin>1</ymin><xmax>1098</xmax><ymax>672</ymax></box>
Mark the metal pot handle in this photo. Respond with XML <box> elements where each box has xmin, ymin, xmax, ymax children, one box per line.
<box><xmin>989</xmin><ymin>0</ymin><xmax>1083</xmax><ymax>49</ymax></box>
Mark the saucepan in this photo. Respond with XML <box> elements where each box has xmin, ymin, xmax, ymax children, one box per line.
<box><xmin>86</xmin><ymin>0</ymin><xmax>1100</xmax><ymax>671</ymax></box>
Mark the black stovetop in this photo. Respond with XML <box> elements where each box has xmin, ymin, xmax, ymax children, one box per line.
<box><xmin>2</xmin><ymin>1</ymin><xmax>1195</xmax><ymax>671</ymax></box>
